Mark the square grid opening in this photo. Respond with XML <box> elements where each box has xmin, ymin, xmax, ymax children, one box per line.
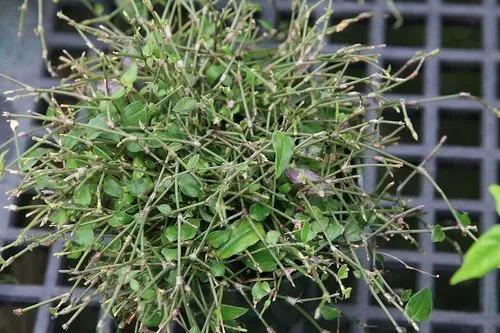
<box><xmin>440</xmin><ymin>62</ymin><xmax>482</xmax><ymax>97</ymax></box>
<box><xmin>0</xmin><ymin>301</ymin><xmax>38</xmax><ymax>333</ymax></box>
<box><xmin>385</xmin><ymin>16</ymin><xmax>426</xmax><ymax>47</ymax></box>
<box><xmin>436</xmin><ymin>159</ymin><xmax>481</xmax><ymax>199</ymax></box>
<box><xmin>441</xmin><ymin>16</ymin><xmax>483</xmax><ymax>49</ymax></box>
<box><xmin>434</xmin><ymin>265</ymin><xmax>482</xmax><ymax>312</ymax></box>
<box><xmin>0</xmin><ymin>245</ymin><xmax>48</xmax><ymax>285</ymax></box>
<box><xmin>438</xmin><ymin>109</ymin><xmax>482</xmax><ymax>146</ymax></box>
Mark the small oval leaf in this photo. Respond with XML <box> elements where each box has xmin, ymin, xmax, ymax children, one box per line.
<box><xmin>173</xmin><ymin>97</ymin><xmax>196</xmax><ymax>113</ymax></box>
<box><xmin>272</xmin><ymin>132</ymin><xmax>294</xmax><ymax>177</ymax></box>
<box><xmin>178</xmin><ymin>174</ymin><xmax>204</xmax><ymax>198</ymax></box>
<box><xmin>404</xmin><ymin>287</ymin><xmax>433</xmax><ymax>322</ymax></box>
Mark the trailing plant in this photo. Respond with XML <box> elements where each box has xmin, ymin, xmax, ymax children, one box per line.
<box><xmin>0</xmin><ymin>0</ymin><xmax>483</xmax><ymax>332</ymax></box>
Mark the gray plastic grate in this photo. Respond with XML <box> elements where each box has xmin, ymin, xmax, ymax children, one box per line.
<box><xmin>0</xmin><ymin>0</ymin><xmax>499</xmax><ymax>332</ymax></box>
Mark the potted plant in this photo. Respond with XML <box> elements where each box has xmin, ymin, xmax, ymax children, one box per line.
<box><xmin>0</xmin><ymin>1</ymin><xmax>485</xmax><ymax>332</ymax></box>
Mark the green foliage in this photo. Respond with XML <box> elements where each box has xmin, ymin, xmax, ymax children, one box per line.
<box><xmin>164</xmin><ymin>219</ymin><xmax>200</xmax><ymax>242</ymax></box>
<box><xmin>320</xmin><ymin>305</ymin><xmax>341</xmax><ymax>320</ymax></box>
<box><xmin>0</xmin><ymin>1</ymin><xmax>470</xmax><ymax>332</ymax></box>
<box><xmin>122</xmin><ymin>101</ymin><xmax>148</xmax><ymax>126</ymax></box>
<box><xmin>178</xmin><ymin>174</ymin><xmax>204</xmax><ymax>198</ymax></box>
<box><xmin>216</xmin><ymin>221</ymin><xmax>264</xmax><ymax>259</ymax></box>
<box><xmin>74</xmin><ymin>225</ymin><xmax>94</xmax><ymax>246</ymax></box>
<box><xmin>451</xmin><ymin>225</ymin><xmax>500</xmax><ymax>285</ymax></box>
<box><xmin>489</xmin><ymin>184</ymin><xmax>500</xmax><ymax>215</ymax></box>
<box><xmin>404</xmin><ymin>288</ymin><xmax>433</xmax><ymax>322</ymax></box>
<box><xmin>219</xmin><ymin>305</ymin><xmax>248</xmax><ymax>321</ymax></box>
<box><xmin>451</xmin><ymin>185</ymin><xmax>500</xmax><ymax>284</ymax></box>
<box><xmin>249</xmin><ymin>203</ymin><xmax>272</xmax><ymax>222</ymax></box>
<box><xmin>73</xmin><ymin>182</ymin><xmax>93</xmax><ymax>207</ymax></box>
<box><xmin>173</xmin><ymin>97</ymin><xmax>197</xmax><ymax>114</ymax></box>
<box><xmin>431</xmin><ymin>225</ymin><xmax>445</xmax><ymax>242</ymax></box>
<box><xmin>272</xmin><ymin>132</ymin><xmax>294</xmax><ymax>178</ymax></box>
<box><xmin>121</xmin><ymin>62</ymin><xmax>138</xmax><ymax>89</ymax></box>
<box><xmin>252</xmin><ymin>281</ymin><xmax>271</xmax><ymax>303</ymax></box>
<box><xmin>401</xmin><ymin>289</ymin><xmax>413</xmax><ymax>302</ymax></box>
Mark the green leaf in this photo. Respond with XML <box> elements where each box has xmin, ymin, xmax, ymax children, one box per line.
<box><xmin>249</xmin><ymin>203</ymin><xmax>271</xmax><ymax>222</ymax></box>
<box><xmin>319</xmin><ymin>305</ymin><xmax>341</xmax><ymax>320</ymax></box>
<box><xmin>20</xmin><ymin>148</ymin><xmax>49</xmax><ymax>171</ymax></box>
<box><xmin>451</xmin><ymin>225</ymin><xmax>500</xmax><ymax>285</ymax></box>
<box><xmin>201</xmin><ymin>19</ymin><xmax>216</xmax><ymax>37</ymax></box>
<box><xmin>258</xmin><ymin>19</ymin><xmax>273</xmax><ymax>32</ymax></box>
<box><xmin>74</xmin><ymin>225</ymin><xmax>94</xmax><ymax>246</ymax></box>
<box><xmin>73</xmin><ymin>182</ymin><xmax>93</xmax><ymax>207</ymax></box>
<box><xmin>457</xmin><ymin>212</ymin><xmax>471</xmax><ymax>227</ymax></box>
<box><xmin>251</xmin><ymin>281</ymin><xmax>271</xmax><ymax>303</ymax></box>
<box><xmin>122</xmin><ymin>101</ymin><xmax>148</xmax><ymax>127</ymax></box>
<box><xmin>186</xmin><ymin>154</ymin><xmax>200</xmax><ymax>170</ymax></box>
<box><xmin>207</xmin><ymin>230</ymin><xmax>230</xmax><ymax>249</ymax></box>
<box><xmin>211</xmin><ymin>262</ymin><xmax>225</xmax><ymax>277</ymax></box>
<box><xmin>220</xmin><ymin>305</ymin><xmax>248</xmax><ymax>321</ymax></box>
<box><xmin>431</xmin><ymin>224</ymin><xmax>445</xmax><ymax>243</ymax></box>
<box><xmin>144</xmin><ymin>310</ymin><xmax>163</xmax><ymax>329</ymax></box>
<box><xmin>278</xmin><ymin>183</ymin><xmax>291</xmax><ymax>194</ymax></box>
<box><xmin>143</xmin><ymin>40</ymin><xmax>155</xmax><ymax>57</ymax></box>
<box><xmin>103</xmin><ymin>177</ymin><xmax>122</xmax><ymax>198</ymax></box>
<box><xmin>272</xmin><ymin>132</ymin><xmax>294</xmax><ymax>177</ymax></box>
<box><xmin>266</xmin><ymin>230</ymin><xmax>280</xmax><ymax>245</ymax></box>
<box><xmin>130</xmin><ymin>279</ymin><xmax>140</xmax><ymax>291</ymax></box>
<box><xmin>338</xmin><ymin>264</ymin><xmax>349</xmax><ymax>280</ymax></box>
<box><xmin>216</xmin><ymin>221</ymin><xmax>265</xmax><ymax>259</ymax></box>
<box><xmin>114</xmin><ymin>192</ymin><xmax>134</xmax><ymax>211</ymax></box>
<box><xmin>244</xmin><ymin>243</ymin><xmax>277</xmax><ymax>272</ymax></box>
<box><xmin>85</xmin><ymin>114</ymin><xmax>108</xmax><ymax>140</ymax></box>
<box><xmin>404</xmin><ymin>288</ymin><xmax>433</xmax><ymax>322</ymax></box>
<box><xmin>489</xmin><ymin>184</ymin><xmax>500</xmax><ymax>215</ymax></box>
<box><xmin>205</xmin><ymin>64</ymin><xmax>224</xmax><ymax>85</ymax></box>
<box><xmin>300</xmin><ymin>220</ymin><xmax>312</xmax><ymax>243</ymax></box>
<box><xmin>108</xmin><ymin>211</ymin><xmax>134</xmax><ymax>228</ymax></box>
<box><xmin>178</xmin><ymin>174</ymin><xmax>204</xmax><ymax>198</ymax></box>
<box><xmin>324</xmin><ymin>221</ymin><xmax>343</xmax><ymax>241</ymax></box>
<box><xmin>141</xmin><ymin>288</ymin><xmax>156</xmax><ymax>301</ymax></box>
<box><xmin>173</xmin><ymin>97</ymin><xmax>196</xmax><ymax>114</ymax></box>
<box><xmin>108</xmin><ymin>238</ymin><xmax>122</xmax><ymax>252</ymax></box>
<box><xmin>344</xmin><ymin>219</ymin><xmax>362</xmax><ymax>243</ymax></box>
<box><xmin>157</xmin><ymin>204</ymin><xmax>173</xmax><ymax>216</ymax></box>
<box><xmin>111</xmin><ymin>86</ymin><xmax>125</xmax><ymax>99</ymax></box>
<box><xmin>121</xmin><ymin>61</ymin><xmax>137</xmax><ymax>88</ymax></box>
<box><xmin>161</xmin><ymin>248</ymin><xmax>177</xmax><ymax>261</ymax></box>
<box><xmin>132</xmin><ymin>157</ymin><xmax>145</xmax><ymax>179</ymax></box>
<box><xmin>49</xmin><ymin>209</ymin><xmax>68</xmax><ymax>225</ymax></box>
<box><xmin>401</xmin><ymin>289</ymin><xmax>412</xmax><ymax>302</ymax></box>
<box><xmin>127</xmin><ymin>176</ymin><xmax>154</xmax><ymax>197</ymax></box>
<box><xmin>164</xmin><ymin>219</ymin><xmax>200</xmax><ymax>242</ymax></box>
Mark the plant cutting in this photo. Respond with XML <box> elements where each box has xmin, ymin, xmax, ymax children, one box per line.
<box><xmin>0</xmin><ymin>0</ymin><xmax>486</xmax><ymax>332</ymax></box>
